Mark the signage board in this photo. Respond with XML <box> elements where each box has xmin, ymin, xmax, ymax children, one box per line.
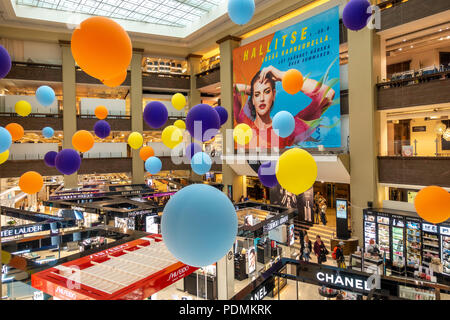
<box><xmin>263</xmin><ymin>214</ymin><xmax>289</xmax><ymax>233</ymax></box>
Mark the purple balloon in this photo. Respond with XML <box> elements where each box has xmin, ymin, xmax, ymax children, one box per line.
<box><xmin>144</xmin><ymin>101</ymin><xmax>168</xmax><ymax>129</ymax></box>
<box><xmin>214</xmin><ymin>106</ymin><xmax>229</xmax><ymax>126</ymax></box>
<box><xmin>55</xmin><ymin>149</ymin><xmax>81</xmax><ymax>175</ymax></box>
<box><xmin>186</xmin><ymin>104</ymin><xmax>220</xmax><ymax>142</ymax></box>
<box><xmin>342</xmin><ymin>0</ymin><xmax>371</xmax><ymax>31</ymax></box>
<box><xmin>0</xmin><ymin>45</ymin><xmax>11</xmax><ymax>79</ymax></box>
<box><xmin>94</xmin><ymin>120</ymin><xmax>111</xmax><ymax>139</ymax></box>
<box><xmin>258</xmin><ymin>161</ymin><xmax>278</xmax><ymax>188</ymax></box>
<box><xmin>185</xmin><ymin>142</ymin><xmax>202</xmax><ymax>161</ymax></box>
<box><xmin>44</xmin><ymin>151</ymin><xmax>58</xmax><ymax>167</ymax></box>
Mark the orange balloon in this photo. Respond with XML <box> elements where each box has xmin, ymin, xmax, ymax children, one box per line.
<box><xmin>9</xmin><ymin>256</ymin><xmax>27</xmax><ymax>271</ymax></box>
<box><xmin>414</xmin><ymin>186</ymin><xmax>450</xmax><ymax>224</ymax></box>
<box><xmin>72</xmin><ymin>130</ymin><xmax>95</xmax><ymax>153</ymax></box>
<box><xmin>282</xmin><ymin>69</ymin><xmax>304</xmax><ymax>95</ymax></box>
<box><xmin>95</xmin><ymin>106</ymin><xmax>108</xmax><ymax>120</ymax></box>
<box><xmin>71</xmin><ymin>16</ymin><xmax>132</xmax><ymax>81</ymax></box>
<box><xmin>103</xmin><ymin>70</ymin><xmax>127</xmax><ymax>88</ymax></box>
<box><xmin>19</xmin><ymin>171</ymin><xmax>43</xmax><ymax>194</ymax></box>
<box><xmin>139</xmin><ymin>146</ymin><xmax>155</xmax><ymax>161</ymax></box>
<box><xmin>5</xmin><ymin>123</ymin><xmax>24</xmax><ymax>141</ymax></box>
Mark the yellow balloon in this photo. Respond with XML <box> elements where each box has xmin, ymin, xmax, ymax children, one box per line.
<box><xmin>128</xmin><ymin>132</ymin><xmax>143</xmax><ymax>150</ymax></box>
<box><xmin>233</xmin><ymin>123</ymin><xmax>253</xmax><ymax>145</ymax></box>
<box><xmin>15</xmin><ymin>100</ymin><xmax>32</xmax><ymax>117</ymax></box>
<box><xmin>0</xmin><ymin>150</ymin><xmax>9</xmax><ymax>165</ymax></box>
<box><xmin>162</xmin><ymin>125</ymin><xmax>183</xmax><ymax>149</ymax></box>
<box><xmin>174</xmin><ymin>120</ymin><xmax>186</xmax><ymax>131</ymax></box>
<box><xmin>171</xmin><ymin>93</ymin><xmax>186</xmax><ymax>111</ymax></box>
<box><xmin>276</xmin><ymin>148</ymin><xmax>317</xmax><ymax>195</ymax></box>
<box><xmin>1</xmin><ymin>250</ymin><xmax>11</xmax><ymax>264</ymax></box>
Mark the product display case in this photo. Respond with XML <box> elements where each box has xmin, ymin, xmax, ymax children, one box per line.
<box><xmin>406</xmin><ymin>219</ymin><xmax>421</xmax><ymax>268</ymax></box>
<box><xmin>398</xmin><ymin>285</ymin><xmax>436</xmax><ymax>300</ymax></box>
<box><xmin>377</xmin><ymin>215</ymin><xmax>390</xmax><ymax>260</ymax></box>
<box><xmin>391</xmin><ymin>216</ymin><xmax>405</xmax><ymax>272</ymax></box>
<box><xmin>364</xmin><ymin>213</ymin><xmax>376</xmax><ymax>248</ymax></box>
<box><xmin>421</xmin><ymin>223</ymin><xmax>440</xmax><ymax>268</ymax></box>
<box><xmin>440</xmin><ymin>225</ymin><xmax>450</xmax><ymax>275</ymax></box>
<box><xmin>269</xmin><ymin>265</ymin><xmax>287</xmax><ymax>298</ymax></box>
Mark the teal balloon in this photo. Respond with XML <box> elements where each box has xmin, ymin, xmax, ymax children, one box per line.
<box><xmin>228</xmin><ymin>0</ymin><xmax>255</xmax><ymax>25</ymax></box>
<box><xmin>191</xmin><ymin>152</ymin><xmax>211</xmax><ymax>175</ymax></box>
<box><xmin>0</xmin><ymin>127</ymin><xmax>12</xmax><ymax>153</ymax></box>
<box><xmin>36</xmin><ymin>86</ymin><xmax>55</xmax><ymax>107</ymax></box>
<box><xmin>145</xmin><ymin>156</ymin><xmax>162</xmax><ymax>175</ymax></box>
<box><xmin>161</xmin><ymin>184</ymin><xmax>238</xmax><ymax>267</ymax></box>
<box><xmin>272</xmin><ymin>111</ymin><xmax>295</xmax><ymax>138</ymax></box>
<box><xmin>42</xmin><ymin>127</ymin><xmax>54</xmax><ymax>138</ymax></box>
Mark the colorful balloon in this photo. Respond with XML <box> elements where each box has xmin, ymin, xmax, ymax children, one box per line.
<box><xmin>282</xmin><ymin>69</ymin><xmax>304</xmax><ymax>95</ymax></box>
<box><xmin>276</xmin><ymin>148</ymin><xmax>317</xmax><ymax>195</ymax></box>
<box><xmin>174</xmin><ymin>119</ymin><xmax>186</xmax><ymax>131</ymax></box>
<box><xmin>55</xmin><ymin>149</ymin><xmax>81</xmax><ymax>175</ymax></box>
<box><xmin>36</xmin><ymin>85</ymin><xmax>55</xmax><ymax>107</ymax></box>
<box><xmin>71</xmin><ymin>16</ymin><xmax>132</xmax><ymax>81</ymax></box>
<box><xmin>93</xmin><ymin>120</ymin><xmax>111</xmax><ymax>139</ymax></box>
<box><xmin>161</xmin><ymin>184</ymin><xmax>238</xmax><ymax>267</ymax></box>
<box><xmin>258</xmin><ymin>161</ymin><xmax>279</xmax><ymax>188</ymax></box>
<box><xmin>414</xmin><ymin>186</ymin><xmax>450</xmax><ymax>224</ymax></box>
<box><xmin>0</xmin><ymin>127</ymin><xmax>12</xmax><ymax>153</ymax></box>
<box><xmin>191</xmin><ymin>152</ymin><xmax>212</xmax><ymax>175</ymax></box>
<box><xmin>162</xmin><ymin>125</ymin><xmax>183</xmax><ymax>149</ymax></box>
<box><xmin>42</xmin><ymin>127</ymin><xmax>54</xmax><ymax>139</ymax></box>
<box><xmin>272</xmin><ymin>111</ymin><xmax>295</xmax><ymax>138</ymax></box>
<box><xmin>19</xmin><ymin>171</ymin><xmax>44</xmax><ymax>194</ymax></box>
<box><xmin>145</xmin><ymin>156</ymin><xmax>162</xmax><ymax>175</ymax></box>
<box><xmin>0</xmin><ymin>45</ymin><xmax>12</xmax><ymax>79</ymax></box>
<box><xmin>171</xmin><ymin>93</ymin><xmax>186</xmax><ymax>111</ymax></box>
<box><xmin>1</xmin><ymin>250</ymin><xmax>12</xmax><ymax>265</ymax></box>
<box><xmin>0</xmin><ymin>150</ymin><xmax>9</xmax><ymax>165</ymax></box>
<box><xmin>72</xmin><ymin>130</ymin><xmax>95</xmax><ymax>153</ymax></box>
<box><xmin>95</xmin><ymin>106</ymin><xmax>108</xmax><ymax>120</ymax></box>
<box><xmin>342</xmin><ymin>0</ymin><xmax>372</xmax><ymax>31</ymax></box>
<box><xmin>228</xmin><ymin>0</ymin><xmax>255</xmax><ymax>25</ymax></box>
<box><xmin>15</xmin><ymin>100</ymin><xmax>32</xmax><ymax>117</ymax></box>
<box><xmin>139</xmin><ymin>146</ymin><xmax>155</xmax><ymax>161</ymax></box>
<box><xmin>44</xmin><ymin>151</ymin><xmax>58</xmax><ymax>167</ymax></box>
<box><xmin>5</xmin><ymin>123</ymin><xmax>24</xmax><ymax>141</ymax></box>
<box><xmin>128</xmin><ymin>132</ymin><xmax>143</xmax><ymax>150</ymax></box>
<box><xmin>102</xmin><ymin>70</ymin><xmax>127</xmax><ymax>88</ymax></box>
<box><xmin>214</xmin><ymin>106</ymin><xmax>229</xmax><ymax>126</ymax></box>
<box><xmin>233</xmin><ymin>123</ymin><xmax>253</xmax><ymax>146</ymax></box>
<box><xmin>186</xmin><ymin>104</ymin><xmax>220</xmax><ymax>142</ymax></box>
<box><xmin>144</xmin><ymin>101</ymin><xmax>168</xmax><ymax>129</ymax></box>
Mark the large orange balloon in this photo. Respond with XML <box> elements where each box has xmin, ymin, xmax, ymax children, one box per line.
<box><xmin>95</xmin><ymin>106</ymin><xmax>108</xmax><ymax>120</ymax></box>
<box><xmin>72</xmin><ymin>130</ymin><xmax>94</xmax><ymax>153</ymax></box>
<box><xmin>71</xmin><ymin>16</ymin><xmax>132</xmax><ymax>81</ymax></box>
<box><xmin>9</xmin><ymin>255</ymin><xmax>27</xmax><ymax>271</ymax></box>
<box><xmin>103</xmin><ymin>70</ymin><xmax>127</xmax><ymax>88</ymax></box>
<box><xmin>282</xmin><ymin>69</ymin><xmax>304</xmax><ymax>95</ymax></box>
<box><xmin>19</xmin><ymin>171</ymin><xmax>43</xmax><ymax>194</ymax></box>
<box><xmin>5</xmin><ymin>123</ymin><xmax>24</xmax><ymax>141</ymax></box>
<box><xmin>414</xmin><ymin>186</ymin><xmax>450</xmax><ymax>224</ymax></box>
<box><xmin>139</xmin><ymin>146</ymin><xmax>155</xmax><ymax>161</ymax></box>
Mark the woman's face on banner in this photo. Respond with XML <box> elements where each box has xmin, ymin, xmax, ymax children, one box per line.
<box><xmin>252</xmin><ymin>79</ymin><xmax>275</xmax><ymax>118</ymax></box>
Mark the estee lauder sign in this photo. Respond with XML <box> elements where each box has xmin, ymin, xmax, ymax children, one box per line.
<box><xmin>316</xmin><ymin>271</ymin><xmax>380</xmax><ymax>292</ymax></box>
<box><xmin>1</xmin><ymin>224</ymin><xmax>44</xmax><ymax>237</ymax></box>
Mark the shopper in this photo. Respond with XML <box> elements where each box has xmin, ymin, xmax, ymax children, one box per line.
<box><xmin>314</xmin><ymin>203</ymin><xmax>320</xmax><ymax>224</ymax></box>
<box><xmin>367</xmin><ymin>239</ymin><xmax>380</xmax><ymax>256</ymax></box>
<box><xmin>239</xmin><ymin>195</ymin><xmax>244</xmax><ymax>203</ymax></box>
<box><xmin>320</xmin><ymin>201</ymin><xmax>327</xmax><ymax>226</ymax></box>
<box><xmin>333</xmin><ymin>242</ymin><xmax>346</xmax><ymax>269</ymax></box>
<box><xmin>301</xmin><ymin>235</ymin><xmax>312</xmax><ymax>262</ymax></box>
<box><xmin>314</xmin><ymin>235</ymin><xmax>328</xmax><ymax>264</ymax></box>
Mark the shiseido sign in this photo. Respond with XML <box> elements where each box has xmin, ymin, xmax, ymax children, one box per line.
<box><xmin>168</xmin><ymin>266</ymin><xmax>190</xmax><ymax>283</ymax></box>
<box><xmin>263</xmin><ymin>215</ymin><xmax>289</xmax><ymax>233</ymax></box>
<box><xmin>55</xmin><ymin>286</ymin><xmax>77</xmax><ymax>300</ymax></box>
<box><xmin>316</xmin><ymin>271</ymin><xmax>380</xmax><ymax>293</ymax></box>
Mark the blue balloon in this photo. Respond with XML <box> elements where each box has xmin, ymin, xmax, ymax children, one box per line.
<box><xmin>214</xmin><ymin>106</ymin><xmax>228</xmax><ymax>126</ymax></box>
<box><xmin>258</xmin><ymin>161</ymin><xmax>278</xmax><ymax>188</ymax></box>
<box><xmin>0</xmin><ymin>127</ymin><xmax>12</xmax><ymax>153</ymax></box>
<box><xmin>145</xmin><ymin>156</ymin><xmax>162</xmax><ymax>175</ymax></box>
<box><xmin>191</xmin><ymin>152</ymin><xmax>212</xmax><ymax>175</ymax></box>
<box><xmin>44</xmin><ymin>151</ymin><xmax>58</xmax><ymax>167</ymax></box>
<box><xmin>185</xmin><ymin>142</ymin><xmax>202</xmax><ymax>161</ymax></box>
<box><xmin>144</xmin><ymin>101</ymin><xmax>168</xmax><ymax>129</ymax></box>
<box><xmin>93</xmin><ymin>120</ymin><xmax>111</xmax><ymax>139</ymax></box>
<box><xmin>0</xmin><ymin>45</ymin><xmax>11</xmax><ymax>79</ymax></box>
<box><xmin>161</xmin><ymin>184</ymin><xmax>238</xmax><ymax>267</ymax></box>
<box><xmin>272</xmin><ymin>111</ymin><xmax>295</xmax><ymax>138</ymax></box>
<box><xmin>228</xmin><ymin>0</ymin><xmax>255</xmax><ymax>25</ymax></box>
<box><xmin>342</xmin><ymin>0</ymin><xmax>371</xmax><ymax>31</ymax></box>
<box><xmin>36</xmin><ymin>86</ymin><xmax>55</xmax><ymax>107</ymax></box>
<box><xmin>42</xmin><ymin>127</ymin><xmax>54</xmax><ymax>138</ymax></box>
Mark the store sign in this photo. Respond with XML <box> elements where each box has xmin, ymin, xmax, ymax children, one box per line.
<box><xmin>315</xmin><ymin>271</ymin><xmax>380</xmax><ymax>293</ymax></box>
<box><xmin>423</xmin><ymin>223</ymin><xmax>437</xmax><ymax>233</ymax></box>
<box><xmin>412</xmin><ymin>126</ymin><xmax>426</xmax><ymax>132</ymax></box>
<box><xmin>89</xmin><ymin>244</ymin><xmax>129</xmax><ymax>259</ymax></box>
<box><xmin>55</xmin><ymin>286</ymin><xmax>77</xmax><ymax>300</ymax></box>
<box><xmin>440</xmin><ymin>226</ymin><xmax>450</xmax><ymax>236</ymax></box>
<box><xmin>168</xmin><ymin>266</ymin><xmax>190</xmax><ymax>282</ymax></box>
<box><xmin>263</xmin><ymin>215</ymin><xmax>289</xmax><ymax>233</ymax></box>
<box><xmin>248</xmin><ymin>278</ymin><xmax>275</xmax><ymax>300</ymax></box>
<box><xmin>1</xmin><ymin>224</ymin><xmax>44</xmax><ymax>237</ymax></box>
<box><xmin>128</xmin><ymin>210</ymin><xmax>154</xmax><ymax>218</ymax></box>
<box><xmin>146</xmin><ymin>192</ymin><xmax>176</xmax><ymax>198</ymax></box>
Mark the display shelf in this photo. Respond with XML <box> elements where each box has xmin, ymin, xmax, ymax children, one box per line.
<box><xmin>441</xmin><ymin>235</ymin><xmax>450</xmax><ymax>275</ymax></box>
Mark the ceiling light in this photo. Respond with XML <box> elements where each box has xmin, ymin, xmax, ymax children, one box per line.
<box><xmin>439</xmin><ymin>37</ymin><xmax>444</xmax><ymax>41</ymax></box>
<box><xmin>444</xmin><ymin>129</ymin><xmax>450</xmax><ymax>141</ymax></box>
<box><xmin>439</xmin><ymin>29</ymin><xmax>443</xmax><ymax>32</ymax></box>
<box><xmin>398</xmin><ymin>48</ymin><xmax>402</xmax><ymax>51</ymax></box>
<box><xmin>434</xmin><ymin>123</ymin><xmax>447</xmax><ymax>135</ymax></box>
<box><xmin>410</xmin><ymin>45</ymin><xmax>414</xmax><ymax>48</ymax></box>
<box><xmin>403</xmin><ymin>39</ymin><xmax>407</xmax><ymax>42</ymax></box>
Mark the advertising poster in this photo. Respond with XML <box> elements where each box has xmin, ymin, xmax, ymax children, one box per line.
<box><xmin>146</xmin><ymin>215</ymin><xmax>159</xmax><ymax>234</ymax></box>
<box><xmin>336</xmin><ymin>199</ymin><xmax>348</xmax><ymax>219</ymax></box>
<box><xmin>248</xmin><ymin>246</ymin><xmax>256</xmax><ymax>274</ymax></box>
<box><xmin>289</xmin><ymin>224</ymin><xmax>295</xmax><ymax>246</ymax></box>
<box><xmin>270</xmin><ymin>185</ymin><xmax>313</xmax><ymax>223</ymax></box>
<box><xmin>233</xmin><ymin>6</ymin><xmax>341</xmax><ymax>149</ymax></box>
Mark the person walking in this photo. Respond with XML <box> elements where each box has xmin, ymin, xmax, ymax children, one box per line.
<box><xmin>320</xmin><ymin>201</ymin><xmax>328</xmax><ymax>226</ymax></box>
<box><xmin>301</xmin><ymin>235</ymin><xmax>312</xmax><ymax>262</ymax></box>
<box><xmin>314</xmin><ymin>203</ymin><xmax>320</xmax><ymax>224</ymax></box>
<box><xmin>314</xmin><ymin>235</ymin><xmax>328</xmax><ymax>264</ymax></box>
<box><xmin>333</xmin><ymin>242</ymin><xmax>346</xmax><ymax>269</ymax></box>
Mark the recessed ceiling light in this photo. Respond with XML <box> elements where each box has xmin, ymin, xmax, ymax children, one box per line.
<box><xmin>410</xmin><ymin>45</ymin><xmax>414</xmax><ymax>48</ymax></box>
<box><xmin>403</xmin><ymin>39</ymin><xmax>407</xmax><ymax>42</ymax></box>
<box><xmin>439</xmin><ymin>29</ymin><xmax>443</xmax><ymax>32</ymax></box>
<box><xmin>399</xmin><ymin>48</ymin><xmax>402</xmax><ymax>51</ymax></box>
<box><xmin>439</xmin><ymin>37</ymin><xmax>444</xmax><ymax>41</ymax></box>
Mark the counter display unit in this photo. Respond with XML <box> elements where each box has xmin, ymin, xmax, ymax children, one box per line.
<box><xmin>364</xmin><ymin>213</ymin><xmax>376</xmax><ymax>248</ymax></box>
<box><xmin>391</xmin><ymin>217</ymin><xmax>405</xmax><ymax>272</ymax></box>
<box><xmin>406</xmin><ymin>220</ymin><xmax>421</xmax><ymax>268</ymax></box>
<box><xmin>349</xmin><ymin>252</ymin><xmax>384</xmax><ymax>274</ymax></box>
<box><xmin>377</xmin><ymin>215</ymin><xmax>390</xmax><ymax>260</ymax></box>
<box><xmin>422</xmin><ymin>223</ymin><xmax>440</xmax><ymax>269</ymax></box>
<box><xmin>269</xmin><ymin>265</ymin><xmax>287</xmax><ymax>298</ymax></box>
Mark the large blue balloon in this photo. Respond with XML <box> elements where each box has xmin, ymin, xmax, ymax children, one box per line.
<box><xmin>0</xmin><ymin>45</ymin><xmax>11</xmax><ymax>79</ymax></box>
<box><xmin>93</xmin><ymin>120</ymin><xmax>111</xmax><ymax>139</ymax></box>
<box><xmin>144</xmin><ymin>101</ymin><xmax>168</xmax><ymax>129</ymax></box>
<box><xmin>191</xmin><ymin>152</ymin><xmax>212</xmax><ymax>175</ymax></box>
<box><xmin>36</xmin><ymin>86</ymin><xmax>55</xmax><ymax>107</ymax></box>
<box><xmin>55</xmin><ymin>149</ymin><xmax>81</xmax><ymax>175</ymax></box>
<box><xmin>343</xmin><ymin>0</ymin><xmax>371</xmax><ymax>31</ymax></box>
<box><xmin>145</xmin><ymin>156</ymin><xmax>162</xmax><ymax>175</ymax></box>
<box><xmin>258</xmin><ymin>161</ymin><xmax>278</xmax><ymax>188</ymax></box>
<box><xmin>186</xmin><ymin>104</ymin><xmax>220</xmax><ymax>142</ymax></box>
<box><xmin>0</xmin><ymin>127</ymin><xmax>12</xmax><ymax>153</ymax></box>
<box><xmin>161</xmin><ymin>184</ymin><xmax>238</xmax><ymax>267</ymax></box>
<box><xmin>272</xmin><ymin>111</ymin><xmax>295</xmax><ymax>138</ymax></box>
<box><xmin>185</xmin><ymin>142</ymin><xmax>202</xmax><ymax>161</ymax></box>
<box><xmin>214</xmin><ymin>106</ymin><xmax>229</xmax><ymax>126</ymax></box>
<box><xmin>42</xmin><ymin>127</ymin><xmax>54</xmax><ymax>139</ymax></box>
<box><xmin>44</xmin><ymin>151</ymin><xmax>58</xmax><ymax>167</ymax></box>
<box><xmin>228</xmin><ymin>0</ymin><xmax>255</xmax><ymax>25</ymax></box>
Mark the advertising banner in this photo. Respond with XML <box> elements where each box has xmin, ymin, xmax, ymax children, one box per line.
<box><xmin>233</xmin><ymin>6</ymin><xmax>340</xmax><ymax>149</ymax></box>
